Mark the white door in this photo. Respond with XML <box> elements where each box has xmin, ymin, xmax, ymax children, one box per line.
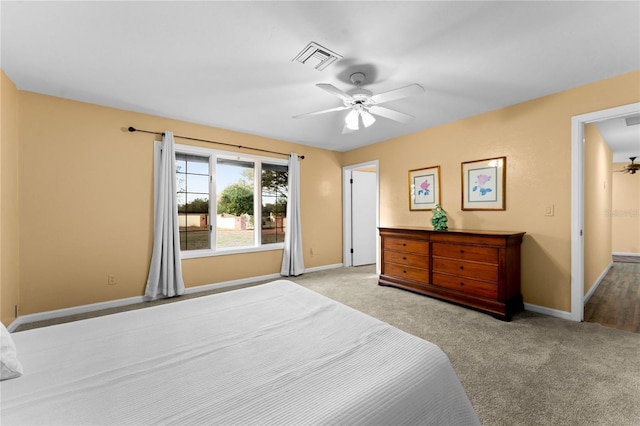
<box><xmin>351</xmin><ymin>170</ymin><xmax>377</xmax><ymax>266</ymax></box>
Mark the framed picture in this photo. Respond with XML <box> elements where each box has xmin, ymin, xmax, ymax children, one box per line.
<box><xmin>461</xmin><ymin>156</ymin><xmax>506</xmax><ymax>210</ymax></box>
<box><xmin>409</xmin><ymin>165</ymin><xmax>441</xmax><ymax>211</ymax></box>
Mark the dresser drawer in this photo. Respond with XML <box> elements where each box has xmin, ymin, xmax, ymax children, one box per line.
<box><xmin>432</xmin><ymin>272</ymin><xmax>498</xmax><ymax>299</ymax></box>
<box><xmin>384</xmin><ymin>250</ymin><xmax>428</xmax><ymax>268</ymax></box>
<box><xmin>384</xmin><ymin>238</ymin><xmax>429</xmax><ymax>255</ymax></box>
<box><xmin>432</xmin><ymin>243</ymin><xmax>498</xmax><ymax>264</ymax></box>
<box><xmin>432</xmin><ymin>257</ymin><xmax>498</xmax><ymax>282</ymax></box>
<box><xmin>383</xmin><ymin>262</ymin><xmax>429</xmax><ymax>284</ymax></box>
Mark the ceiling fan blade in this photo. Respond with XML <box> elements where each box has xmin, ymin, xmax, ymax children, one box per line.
<box><xmin>316</xmin><ymin>83</ymin><xmax>354</xmax><ymax>102</ymax></box>
<box><xmin>370</xmin><ymin>84</ymin><xmax>424</xmax><ymax>104</ymax></box>
<box><xmin>292</xmin><ymin>105</ymin><xmax>350</xmax><ymax>119</ymax></box>
<box><xmin>368</xmin><ymin>105</ymin><xmax>415</xmax><ymax>124</ymax></box>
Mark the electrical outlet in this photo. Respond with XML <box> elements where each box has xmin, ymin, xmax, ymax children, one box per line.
<box><xmin>108</xmin><ymin>274</ymin><xmax>117</xmax><ymax>285</ymax></box>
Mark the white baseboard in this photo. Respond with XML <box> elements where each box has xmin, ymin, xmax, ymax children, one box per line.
<box><xmin>612</xmin><ymin>252</ymin><xmax>640</xmax><ymax>257</ymax></box>
<box><xmin>8</xmin><ymin>263</ymin><xmax>346</xmax><ymax>332</ymax></box>
<box><xmin>182</xmin><ymin>263</ymin><xmax>343</xmax><ymax>295</ymax></box>
<box><xmin>583</xmin><ymin>261</ymin><xmax>613</xmax><ymax>304</ymax></box>
<box><xmin>8</xmin><ymin>295</ymin><xmax>147</xmax><ymax>332</ymax></box>
<box><xmin>524</xmin><ymin>303</ymin><xmax>573</xmax><ymax>321</ymax></box>
<box><xmin>524</xmin><ymin>261</ymin><xmax>614</xmax><ymax>322</ymax></box>
<box><xmin>181</xmin><ymin>273</ymin><xmax>282</xmax><ymax>295</ymax></box>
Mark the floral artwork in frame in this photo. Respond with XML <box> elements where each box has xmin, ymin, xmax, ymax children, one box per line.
<box><xmin>409</xmin><ymin>165</ymin><xmax>441</xmax><ymax>211</ymax></box>
<box><xmin>461</xmin><ymin>156</ymin><xmax>506</xmax><ymax>210</ymax></box>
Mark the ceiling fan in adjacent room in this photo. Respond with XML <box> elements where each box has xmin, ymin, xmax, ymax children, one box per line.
<box><xmin>293</xmin><ymin>72</ymin><xmax>424</xmax><ymax>134</ymax></box>
<box><xmin>616</xmin><ymin>157</ymin><xmax>639</xmax><ymax>174</ymax></box>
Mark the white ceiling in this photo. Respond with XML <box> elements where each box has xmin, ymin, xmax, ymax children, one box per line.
<box><xmin>1</xmin><ymin>1</ymin><xmax>639</xmax><ymax>157</ymax></box>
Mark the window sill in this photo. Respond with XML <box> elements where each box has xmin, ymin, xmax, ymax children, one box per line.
<box><xmin>180</xmin><ymin>243</ymin><xmax>285</xmax><ymax>260</ymax></box>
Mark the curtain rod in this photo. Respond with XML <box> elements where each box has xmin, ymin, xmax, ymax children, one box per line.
<box><xmin>127</xmin><ymin>127</ymin><xmax>304</xmax><ymax>159</ymax></box>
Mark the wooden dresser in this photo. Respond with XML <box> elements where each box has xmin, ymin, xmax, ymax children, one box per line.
<box><xmin>379</xmin><ymin>227</ymin><xmax>525</xmax><ymax>320</ymax></box>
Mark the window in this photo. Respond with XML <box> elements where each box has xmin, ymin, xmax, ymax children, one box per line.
<box><xmin>157</xmin><ymin>142</ymin><xmax>288</xmax><ymax>258</ymax></box>
<box><xmin>216</xmin><ymin>158</ymin><xmax>255</xmax><ymax>249</ymax></box>
<box><xmin>176</xmin><ymin>154</ymin><xmax>211</xmax><ymax>251</ymax></box>
<box><xmin>261</xmin><ymin>163</ymin><xmax>288</xmax><ymax>244</ymax></box>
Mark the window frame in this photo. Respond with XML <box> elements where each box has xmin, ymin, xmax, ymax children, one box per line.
<box><xmin>154</xmin><ymin>141</ymin><xmax>288</xmax><ymax>259</ymax></box>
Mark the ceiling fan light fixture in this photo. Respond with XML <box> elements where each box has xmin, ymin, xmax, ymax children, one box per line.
<box><xmin>345</xmin><ymin>109</ymin><xmax>360</xmax><ymax>130</ymax></box>
<box><xmin>362</xmin><ymin>110</ymin><xmax>376</xmax><ymax>128</ymax></box>
<box><xmin>616</xmin><ymin>156</ymin><xmax>639</xmax><ymax>175</ymax></box>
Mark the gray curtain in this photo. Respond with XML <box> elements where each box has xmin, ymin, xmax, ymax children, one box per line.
<box><xmin>144</xmin><ymin>131</ymin><xmax>185</xmax><ymax>300</ymax></box>
<box><xmin>281</xmin><ymin>153</ymin><xmax>305</xmax><ymax>276</ymax></box>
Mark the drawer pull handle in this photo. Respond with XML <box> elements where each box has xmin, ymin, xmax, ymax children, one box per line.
<box><xmin>460</xmin><ymin>266</ymin><xmax>464</xmax><ymax>270</ymax></box>
<box><xmin>460</xmin><ymin>282</ymin><xmax>464</xmax><ymax>286</ymax></box>
<box><xmin>460</xmin><ymin>250</ymin><xmax>464</xmax><ymax>254</ymax></box>
<box><xmin>402</xmin><ymin>243</ymin><xmax>407</xmax><ymax>246</ymax></box>
<box><xmin>402</xmin><ymin>256</ymin><xmax>407</xmax><ymax>260</ymax></box>
<box><xmin>403</xmin><ymin>270</ymin><xmax>407</xmax><ymax>274</ymax></box>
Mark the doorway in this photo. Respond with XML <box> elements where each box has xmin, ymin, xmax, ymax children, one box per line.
<box><xmin>343</xmin><ymin>161</ymin><xmax>379</xmax><ymax>270</ymax></box>
<box><xmin>570</xmin><ymin>102</ymin><xmax>640</xmax><ymax>321</ymax></box>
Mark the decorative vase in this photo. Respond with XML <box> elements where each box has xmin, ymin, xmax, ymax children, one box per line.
<box><xmin>431</xmin><ymin>204</ymin><xmax>448</xmax><ymax>231</ymax></box>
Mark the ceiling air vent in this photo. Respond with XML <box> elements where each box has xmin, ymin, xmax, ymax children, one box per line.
<box><xmin>292</xmin><ymin>42</ymin><xmax>342</xmax><ymax>71</ymax></box>
<box><xmin>624</xmin><ymin>115</ymin><xmax>640</xmax><ymax>126</ymax></box>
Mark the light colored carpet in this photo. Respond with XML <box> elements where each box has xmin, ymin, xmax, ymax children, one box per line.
<box><xmin>15</xmin><ymin>265</ymin><xmax>640</xmax><ymax>425</ymax></box>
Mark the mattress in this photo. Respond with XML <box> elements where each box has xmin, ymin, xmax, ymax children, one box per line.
<box><xmin>1</xmin><ymin>280</ymin><xmax>479</xmax><ymax>425</ymax></box>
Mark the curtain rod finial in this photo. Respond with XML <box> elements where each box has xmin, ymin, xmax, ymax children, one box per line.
<box><xmin>128</xmin><ymin>126</ymin><xmax>136</xmax><ymax>132</ymax></box>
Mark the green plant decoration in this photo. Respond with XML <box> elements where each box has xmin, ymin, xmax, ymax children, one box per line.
<box><xmin>431</xmin><ymin>204</ymin><xmax>448</xmax><ymax>231</ymax></box>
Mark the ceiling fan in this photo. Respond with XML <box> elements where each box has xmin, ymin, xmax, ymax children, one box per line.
<box><xmin>293</xmin><ymin>72</ymin><xmax>424</xmax><ymax>134</ymax></box>
<box><xmin>616</xmin><ymin>157</ymin><xmax>639</xmax><ymax>174</ymax></box>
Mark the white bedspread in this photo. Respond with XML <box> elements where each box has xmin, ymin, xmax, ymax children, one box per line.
<box><xmin>1</xmin><ymin>280</ymin><xmax>479</xmax><ymax>425</ymax></box>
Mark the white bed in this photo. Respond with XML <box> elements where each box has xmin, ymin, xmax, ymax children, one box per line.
<box><xmin>1</xmin><ymin>280</ymin><xmax>480</xmax><ymax>425</ymax></box>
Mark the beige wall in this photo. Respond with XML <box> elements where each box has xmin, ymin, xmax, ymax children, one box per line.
<box><xmin>1</xmin><ymin>71</ymin><xmax>21</xmax><ymax>326</ymax></box>
<box><xmin>612</xmin><ymin>161</ymin><xmax>640</xmax><ymax>254</ymax></box>
<box><xmin>342</xmin><ymin>70</ymin><xmax>640</xmax><ymax>312</ymax></box>
<box><xmin>583</xmin><ymin>124</ymin><xmax>612</xmax><ymax>296</ymax></box>
<box><xmin>13</xmin><ymin>89</ymin><xmax>342</xmax><ymax>316</ymax></box>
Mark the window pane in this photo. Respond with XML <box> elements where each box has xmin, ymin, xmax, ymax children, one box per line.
<box><xmin>176</xmin><ymin>154</ymin><xmax>208</xmax><ymax>174</ymax></box>
<box><xmin>182</xmin><ymin>174</ymin><xmax>209</xmax><ymax>195</ymax></box>
<box><xmin>216</xmin><ymin>159</ymin><xmax>255</xmax><ymax>248</ymax></box>
<box><xmin>176</xmin><ymin>157</ymin><xmax>187</xmax><ymax>175</ymax></box>
<box><xmin>184</xmin><ymin>156</ymin><xmax>209</xmax><ymax>175</ymax></box>
<box><xmin>262</xmin><ymin>163</ymin><xmax>288</xmax><ymax>244</ymax></box>
<box><xmin>176</xmin><ymin>154</ymin><xmax>210</xmax><ymax>251</ymax></box>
